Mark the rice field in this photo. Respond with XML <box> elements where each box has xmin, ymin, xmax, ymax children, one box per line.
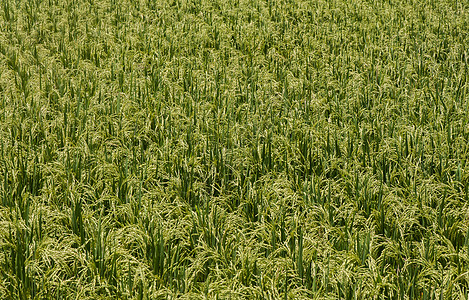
<box><xmin>0</xmin><ymin>0</ymin><xmax>469</xmax><ymax>298</ymax></box>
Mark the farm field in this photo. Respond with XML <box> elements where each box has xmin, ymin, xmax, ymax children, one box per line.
<box><xmin>0</xmin><ymin>0</ymin><xmax>469</xmax><ymax>298</ymax></box>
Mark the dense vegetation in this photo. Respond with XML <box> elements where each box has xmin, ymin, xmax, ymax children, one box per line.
<box><xmin>0</xmin><ymin>0</ymin><xmax>468</xmax><ymax>298</ymax></box>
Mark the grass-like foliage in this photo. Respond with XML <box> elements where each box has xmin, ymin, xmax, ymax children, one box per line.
<box><xmin>0</xmin><ymin>0</ymin><xmax>469</xmax><ymax>298</ymax></box>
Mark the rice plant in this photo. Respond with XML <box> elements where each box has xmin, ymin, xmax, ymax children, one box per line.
<box><xmin>0</xmin><ymin>0</ymin><xmax>468</xmax><ymax>298</ymax></box>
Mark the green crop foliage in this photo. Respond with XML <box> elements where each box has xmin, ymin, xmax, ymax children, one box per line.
<box><xmin>0</xmin><ymin>0</ymin><xmax>468</xmax><ymax>298</ymax></box>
